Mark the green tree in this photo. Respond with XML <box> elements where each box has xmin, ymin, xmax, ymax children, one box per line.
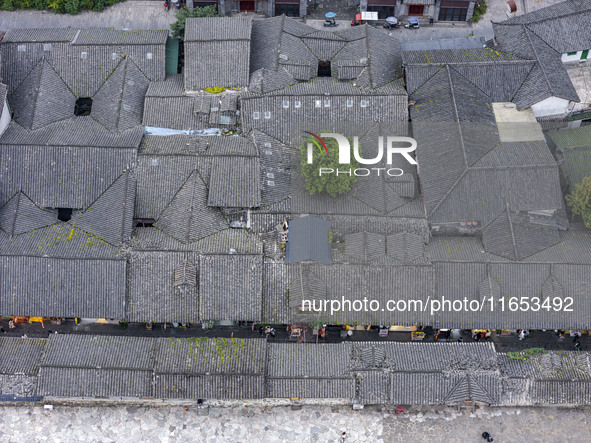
<box><xmin>566</xmin><ymin>176</ymin><xmax>591</xmax><ymax>228</ymax></box>
<box><xmin>171</xmin><ymin>5</ymin><xmax>220</xmax><ymax>41</ymax></box>
<box><xmin>299</xmin><ymin>135</ymin><xmax>360</xmax><ymax>197</ymax></box>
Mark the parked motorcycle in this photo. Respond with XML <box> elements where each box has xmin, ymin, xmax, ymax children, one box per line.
<box><xmin>171</xmin><ymin>0</ymin><xmax>180</xmax><ymax>8</ymax></box>
<box><xmin>404</xmin><ymin>16</ymin><xmax>420</xmax><ymax>29</ymax></box>
<box><xmin>383</xmin><ymin>16</ymin><xmax>402</xmax><ymax>29</ymax></box>
<box><xmin>324</xmin><ymin>12</ymin><xmax>339</xmax><ymax>27</ymax></box>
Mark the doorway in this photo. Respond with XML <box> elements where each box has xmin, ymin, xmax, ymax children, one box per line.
<box><xmin>240</xmin><ymin>0</ymin><xmax>255</xmax><ymax>11</ymax></box>
<box><xmin>408</xmin><ymin>5</ymin><xmax>424</xmax><ymax>16</ymax></box>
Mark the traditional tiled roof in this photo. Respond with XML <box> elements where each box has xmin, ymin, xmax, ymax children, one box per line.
<box><xmin>0</xmin><ymin>191</ymin><xmax>58</xmax><ymax>237</ymax></box>
<box><xmin>0</xmin><ymin>337</ymin><xmax>46</xmax><ymax>375</ymax></box>
<box><xmin>433</xmin><ymin>261</ymin><xmax>591</xmax><ymax>329</ymax></box>
<box><xmin>410</xmin><ymin>66</ymin><xmax>563</xmax><ymax>227</ymax></box>
<box><xmin>207</xmin><ymin>156</ymin><xmax>261</xmax><ymax>208</ymax></box>
<box><xmin>491</xmin><ymin>3</ymin><xmax>585</xmax><ymax>108</ymax></box>
<box><xmin>154</xmin><ymin>170</ymin><xmax>228</xmax><ymax>243</ymax></box>
<box><xmin>184</xmin><ymin>17</ymin><xmax>252</xmax><ymax>91</ymax></box>
<box><xmin>143</xmin><ymin>76</ymin><xmax>239</xmax><ymax>130</ymax></box>
<box><xmin>267</xmin><ymin>343</ymin><xmax>355</xmax><ymax>399</ymax></box>
<box><xmin>249</xmin><ymin>17</ymin><xmax>403</xmax><ymax>91</ymax></box>
<box><xmin>199</xmin><ymin>254</ymin><xmax>263</xmax><ymax>321</ymax></box>
<box><xmin>494</xmin><ymin>0</ymin><xmax>591</xmax><ymax>53</ymax></box>
<box><xmin>289</xmin><ymin>263</ymin><xmax>433</xmax><ymax>326</ymax></box>
<box><xmin>38</xmin><ymin>335</ymin><xmax>155</xmax><ymax>398</ymax></box>
<box><xmin>127</xmin><ymin>251</ymin><xmax>201</xmax><ymax>323</ymax></box>
<box><xmin>154</xmin><ymin>338</ymin><xmax>266</xmax><ymax>400</ymax></box>
<box><xmin>241</xmin><ymin>79</ymin><xmax>407</xmax><ymax>145</ymax></box>
<box><xmin>500</xmin><ymin>350</ymin><xmax>591</xmax><ymax>405</ymax></box>
<box><xmin>69</xmin><ymin>171</ymin><xmax>136</xmax><ymax>246</ymax></box>
<box><xmin>482</xmin><ymin>209</ymin><xmax>561</xmax><ymax>260</ymax></box>
<box><xmin>0</xmin><ymin>337</ymin><xmax>45</xmax><ymax>400</ymax></box>
<box><xmin>0</xmin><ymin>254</ymin><xmax>126</xmax><ymax>318</ymax></box>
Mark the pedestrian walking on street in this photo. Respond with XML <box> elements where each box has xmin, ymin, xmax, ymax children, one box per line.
<box><xmin>339</xmin><ymin>431</ymin><xmax>347</xmax><ymax>442</ymax></box>
<box><xmin>575</xmin><ymin>341</ymin><xmax>582</xmax><ymax>351</ymax></box>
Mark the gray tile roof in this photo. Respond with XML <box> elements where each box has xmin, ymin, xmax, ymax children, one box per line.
<box><xmin>0</xmin><ymin>255</ymin><xmax>126</xmax><ymax>318</ymax></box>
<box><xmin>286</xmin><ymin>215</ymin><xmax>332</xmax><ymax>264</ymax></box>
<box><xmin>0</xmin><ymin>337</ymin><xmax>46</xmax><ymax>375</ymax></box>
<box><xmin>154</xmin><ymin>170</ymin><xmax>228</xmax><ymax>243</ymax></box>
<box><xmin>207</xmin><ymin>156</ymin><xmax>261</xmax><ymax>208</ymax></box>
<box><xmin>154</xmin><ymin>337</ymin><xmax>266</xmax><ymax>400</ymax></box>
<box><xmin>499</xmin><ymin>350</ymin><xmax>591</xmax><ymax>405</ymax></box>
<box><xmin>127</xmin><ymin>251</ymin><xmax>200</xmax><ymax>323</ymax></box>
<box><xmin>241</xmin><ymin>81</ymin><xmax>407</xmax><ymax>145</ymax></box>
<box><xmin>199</xmin><ymin>254</ymin><xmax>263</xmax><ymax>321</ymax></box>
<box><xmin>184</xmin><ymin>17</ymin><xmax>252</xmax><ymax>91</ymax></box>
<box><xmin>0</xmin><ymin>191</ymin><xmax>58</xmax><ymax>237</ymax></box>
<box><xmin>490</xmin><ymin>21</ymin><xmax>580</xmax><ymax>107</ymax></box>
<box><xmin>0</xmin><ymin>141</ymin><xmax>136</xmax><ymax>212</ymax></box>
<box><xmin>143</xmin><ymin>77</ymin><xmax>239</xmax><ymax>130</ymax></box>
<box><xmin>267</xmin><ymin>343</ymin><xmax>355</xmax><ymax>399</ymax></box>
<box><xmin>9</xmin><ymin>59</ymin><xmax>76</xmax><ymax>130</ymax></box>
<box><xmin>71</xmin><ymin>28</ymin><xmax>168</xmax><ymax>46</ymax></box>
<box><xmin>250</xmin><ymin>17</ymin><xmax>403</xmax><ymax>91</ymax></box>
<box><xmin>91</xmin><ymin>58</ymin><xmax>150</xmax><ymax>132</ymax></box>
<box><xmin>433</xmin><ymin>261</ymin><xmax>591</xmax><ymax>329</ymax></box>
<box><xmin>482</xmin><ymin>209</ymin><xmax>560</xmax><ymax>260</ymax></box>
<box><xmin>410</xmin><ymin>66</ymin><xmax>563</xmax><ymax>227</ymax></box>
<box><xmin>494</xmin><ymin>0</ymin><xmax>591</xmax><ymax>53</ymax></box>
<box><xmin>69</xmin><ymin>171</ymin><xmax>136</xmax><ymax>246</ymax></box>
<box><xmin>38</xmin><ymin>334</ymin><xmax>155</xmax><ymax>398</ymax></box>
<box><xmin>289</xmin><ymin>263</ymin><xmax>434</xmax><ymax>326</ymax></box>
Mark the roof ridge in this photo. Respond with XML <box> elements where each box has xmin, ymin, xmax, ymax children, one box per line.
<box><xmin>523</xmin><ymin>25</ymin><xmax>554</xmax><ymax>96</ymax></box>
<box><xmin>446</xmin><ymin>66</ymin><xmax>468</xmax><ymax>168</ymax></box>
<box><xmin>492</xmin><ymin>3</ymin><xmax>591</xmax><ymax>26</ymax></box>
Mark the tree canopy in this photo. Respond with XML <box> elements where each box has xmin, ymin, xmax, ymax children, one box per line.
<box><xmin>299</xmin><ymin>135</ymin><xmax>360</xmax><ymax>198</ymax></box>
<box><xmin>171</xmin><ymin>5</ymin><xmax>220</xmax><ymax>41</ymax></box>
<box><xmin>566</xmin><ymin>176</ymin><xmax>591</xmax><ymax>229</ymax></box>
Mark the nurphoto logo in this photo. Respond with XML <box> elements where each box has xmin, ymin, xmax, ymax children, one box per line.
<box><xmin>304</xmin><ymin>132</ymin><xmax>417</xmax><ymax>177</ymax></box>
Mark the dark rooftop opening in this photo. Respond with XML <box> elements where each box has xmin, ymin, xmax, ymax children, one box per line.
<box><xmin>133</xmin><ymin>218</ymin><xmax>155</xmax><ymax>228</ymax></box>
<box><xmin>74</xmin><ymin>97</ymin><xmax>93</xmax><ymax>116</ymax></box>
<box><xmin>318</xmin><ymin>60</ymin><xmax>331</xmax><ymax>77</ymax></box>
<box><xmin>57</xmin><ymin>208</ymin><xmax>73</xmax><ymax>222</ymax></box>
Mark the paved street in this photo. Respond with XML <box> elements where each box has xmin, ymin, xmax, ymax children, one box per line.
<box><xmin>1</xmin><ymin>404</ymin><xmax>590</xmax><ymax>442</ymax></box>
<box><xmin>0</xmin><ymin>0</ymin><xmax>564</xmax><ymax>43</ymax></box>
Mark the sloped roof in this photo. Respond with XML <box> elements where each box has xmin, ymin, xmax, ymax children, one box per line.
<box><xmin>494</xmin><ymin>0</ymin><xmax>591</xmax><ymax>53</ymax></box>
<box><xmin>410</xmin><ymin>66</ymin><xmax>563</xmax><ymax>226</ymax></box>
<box><xmin>207</xmin><ymin>156</ymin><xmax>261</xmax><ymax>208</ymax></box>
<box><xmin>8</xmin><ymin>58</ymin><xmax>76</xmax><ymax>130</ymax></box>
<box><xmin>38</xmin><ymin>335</ymin><xmax>155</xmax><ymax>398</ymax></box>
<box><xmin>0</xmin><ymin>337</ymin><xmax>46</xmax><ymax>375</ymax></box>
<box><xmin>483</xmin><ymin>209</ymin><xmax>561</xmax><ymax>260</ymax></box>
<box><xmin>0</xmin><ymin>254</ymin><xmax>126</xmax><ymax>318</ymax></box>
<box><xmin>154</xmin><ymin>170</ymin><xmax>228</xmax><ymax>243</ymax></box>
<box><xmin>491</xmin><ymin>16</ymin><xmax>581</xmax><ymax>107</ymax></box>
<box><xmin>249</xmin><ymin>17</ymin><xmax>403</xmax><ymax>91</ymax></box>
<box><xmin>199</xmin><ymin>254</ymin><xmax>263</xmax><ymax>321</ymax></box>
<box><xmin>69</xmin><ymin>171</ymin><xmax>136</xmax><ymax>246</ymax></box>
<box><xmin>184</xmin><ymin>17</ymin><xmax>252</xmax><ymax>91</ymax></box>
<box><xmin>0</xmin><ymin>191</ymin><xmax>57</xmax><ymax>237</ymax></box>
<box><xmin>127</xmin><ymin>251</ymin><xmax>201</xmax><ymax>323</ymax></box>
<box><xmin>286</xmin><ymin>215</ymin><xmax>332</xmax><ymax>264</ymax></box>
<box><xmin>92</xmin><ymin>57</ymin><xmax>150</xmax><ymax>131</ymax></box>
<box><xmin>0</xmin><ymin>137</ymin><xmax>138</xmax><ymax>210</ymax></box>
